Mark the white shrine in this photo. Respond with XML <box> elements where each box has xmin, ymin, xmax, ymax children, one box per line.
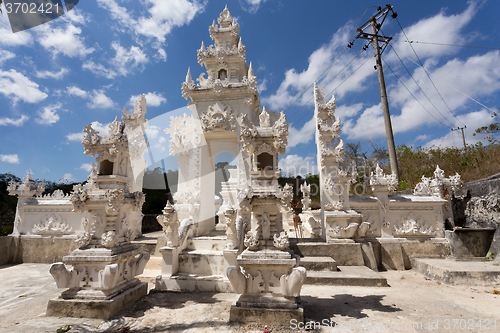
<box><xmin>45</xmin><ymin>96</ymin><xmax>150</xmax><ymax>319</ymax></box>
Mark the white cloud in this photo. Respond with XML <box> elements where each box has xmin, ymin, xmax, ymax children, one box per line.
<box><xmin>145</xmin><ymin>125</ymin><xmax>160</xmax><ymax>139</ymax></box>
<box><xmin>263</xmin><ymin>23</ymin><xmax>374</xmax><ymax>110</ymax></box>
<box><xmin>387</xmin><ymin>2</ymin><xmax>478</xmax><ymax>62</ymax></box>
<box><xmin>342</xmin><ymin>104</ymin><xmax>385</xmax><ymax>140</ymax></box>
<box><xmin>38</xmin><ymin>23</ymin><xmax>95</xmax><ymax>58</ymax></box>
<box><xmin>129</xmin><ymin>92</ymin><xmax>166</xmax><ymax>107</ymax></box>
<box><xmin>258</xmin><ymin>78</ymin><xmax>267</xmax><ymax>94</ymax></box>
<box><xmin>96</xmin><ymin>0</ymin><xmax>205</xmax><ymax>44</ymax></box>
<box><xmin>35</xmin><ymin>68</ymin><xmax>69</xmax><ymax>79</ymax></box>
<box><xmin>79</xmin><ymin>163</ymin><xmax>93</xmax><ymax>172</ymax></box>
<box><xmin>67</xmin><ymin>121</ymin><xmax>112</xmax><ymax>142</ymax></box>
<box><xmin>111</xmin><ymin>41</ymin><xmax>148</xmax><ymax>76</ymax></box>
<box><xmin>241</xmin><ymin>0</ymin><xmax>267</xmax><ymax>13</ymax></box>
<box><xmin>82</xmin><ymin>61</ymin><xmax>118</xmax><ymax>79</ymax></box>
<box><xmin>288</xmin><ymin>116</ymin><xmax>316</xmax><ymax>148</ymax></box>
<box><xmin>0</xmin><ymin>154</ymin><xmax>20</xmax><ymax>164</ymax></box>
<box><xmin>153</xmin><ymin>135</ymin><xmax>167</xmax><ymax>152</ymax></box>
<box><xmin>279</xmin><ymin>154</ymin><xmax>317</xmax><ymax>177</ymax></box>
<box><xmin>0</xmin><ymin>27</ymin><xmax>33</xmax><ymax>46</ymax></box>
<box><xmin>0</xmin><ymin>69</ymin><xmax>47</xmax><ymax>104</ymax></box>
<box><xmin>88</xmin><ymin>90</ymin><xmax>115</xmax><ymax>109</ymax></box>
<box><xmin>66</xmin><ymin>85</ymin><xmax>115</xmax><ymax>109</ymax></box>
<box><xmin>0</xmin><ymin>50</ymin><xmax>15</xmax><ymax>65</ymax></box>
<box><xmin>67</xmin><ymin>85</ymin><xmax>88</xmax><ymax>98</ymax></box>
<box><xmin>36</xmin><ymin>103</ymin><xmax>61</xmax><ymax>125</ymax></box>
<box><xmin>61</xmin><ymin>173</ymin><xmax>76</xmax><ymax>183</ymax></box>
<box><xmin>0</xmin><ymin>115</ymin><xmax>29</xmax><ymax>126</ymax></box>
<box><xmin>66</xmin><ymin>132</ymin><xmax>84</xmax><ymax>141</ymax></box>
<box><xmin>335</xmin><ymin>103</ymin><xmax>364</xmax><ymax>120</ymax></box>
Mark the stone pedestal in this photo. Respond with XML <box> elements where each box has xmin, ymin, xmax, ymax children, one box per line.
<box><xmin>228</xmin><ymin>247</ymin><xmax>306</xmax><ymax>323</ymax></box>
<box><xmin>47</xmin><ymin>281</ymin><xmax>147</xmax><ymax>319</ymax></box>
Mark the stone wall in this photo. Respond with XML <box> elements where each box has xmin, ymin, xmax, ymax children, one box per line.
<box><xmin>452</xmin><ymin>173</ymin><xmax>500</xmax><ymax>229</ymax></box>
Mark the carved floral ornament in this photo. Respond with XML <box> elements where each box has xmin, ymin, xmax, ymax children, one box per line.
<box><xmin>393</xmin><ymin>213</ymin><xmax>436</xmax><ymax>236</ymax></box>
<box><xmin>32</xmin><ymin>215</ymin><xmax>73</xmax><ymax>235</ymax></box>
<box><xmin>200</xmin><ymin>102</ymin><xmax>236</xmax><ymax>132</ymax></box>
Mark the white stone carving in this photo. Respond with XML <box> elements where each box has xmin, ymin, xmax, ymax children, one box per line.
<box><xmin>224</xmin><ymin>206</ymin><xmax>237</xmax><ymax>250</ymax></box>
<box><xmin>7</xmin><ymin>172</ymin><xmax>45</xmax><ymax>198</ymax></box>
<box><xmin>243</xmin><ymin>230</ymin><xmax>260</xmax><ymax>250</ymax></box>
<box><xmin>394</xmin><ymin>213</ymin><xmax>436</xmax><ymax>236</ymax></box>
<box><xmin>200</xmin><ymin>102</ymin><xmax>236</xmax><ymax>132</ymax></box>
<box><xmin>273</xmin><ymin>231</ymin><xmax>289</xmax><ymax>250</ymax></box>
<box><xmin>414</xmin><ymin>165</ymin><xmax>462</xmax><ymax>199</ymax></box>
<box><xmin>370</xmin><ymin>164</ymin><xmax>398</xmax><ymax>192</ymax></box>
<box><xmin>32</xmin><ymin>215</ymin><xmax>73</xmax><ymax>235</ymax></box>
<box><xmin>157</xmin><ymin>201</ymin><xmax>180</xmax><ymax>247</ymax></box>
<box><xmin>327</xmin><ymin>222</ymin><xmax>359</xmax><ymax>238</ymax></box>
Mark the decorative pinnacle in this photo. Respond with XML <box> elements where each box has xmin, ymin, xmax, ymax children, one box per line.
<box><xmin>200</xmin><ymin>41</ymin><xmax>205</xmax><ymax>50</ymax></box>
<box><xmin>248</xmin><ymin>62</ymin><xmax>255</xmax><ymax>78</ymax></box>
<box><xmin>186</xmin><ymin>67</ymin><xmax>192</xmax><ymax>83</ymax></box>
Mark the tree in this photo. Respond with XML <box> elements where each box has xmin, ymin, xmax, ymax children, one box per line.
<box><xmin>474</xmin><ymin>110</ymin><xmax>499</xmax><ymax>143</ymax></box>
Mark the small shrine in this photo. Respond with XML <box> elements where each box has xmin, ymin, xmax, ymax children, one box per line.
<box><xmin>45</xmin><ymin>96</ymin><xmax>151</xmax><ymax>319</ymax></box>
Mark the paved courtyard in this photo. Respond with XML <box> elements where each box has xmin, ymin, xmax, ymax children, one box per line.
<box><xmin>0</xmin><ymin>263</ymin><xmax>498</xmax><ymax>332</ymax></box>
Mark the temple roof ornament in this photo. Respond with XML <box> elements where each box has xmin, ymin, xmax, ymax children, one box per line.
<box><xmin>370</xmin><ymin>163</ymin><xmax>398</xmax><ymax>192</ymax></box>
<box><xmin>414</xmin><ymin>165</ymin><xmax>462</xmax><ymax>198</ymax></box>
<box><xmin>7</xmin><ymin>172</ymin><xmax>45</xmax><ymax>197</ymax></box>
<box><xmin>183</xmin><ymin>5</ymin><xmax>258</xmax><ymax>108</ymax></box>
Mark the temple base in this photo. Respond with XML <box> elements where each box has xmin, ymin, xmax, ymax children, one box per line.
<box><xmin>46</xmin><ymin>282</ymin><xmax>148</xmax><ymax>319</ymax></box>
<box><xmin>229</xmin><ymin>294</ymin><xmax>304</xmax><ymax>326</ymax></box>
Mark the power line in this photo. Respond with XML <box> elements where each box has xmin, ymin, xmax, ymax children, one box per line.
<box><xmin>287</xmin><ymin>49</ymin><xmax>365</xmax><ymax>122</ymax></box>
<box><xmin>392</xmin><ymin>17</ymin><xmax>465</xmax><ymax>126</ymax></box>
<box><xmin>284</xmin><ymin>47</ymin><xmax>350</xmax><ymax>116</ymax></box>
<box><xmin>400</xmin><ymin>52</ymin><xmax>498</xmax><ymax>114</ymax></box>
<box><xmin>388</xmin><ymin>45</ymin><xmax>456</xmax><ymax>128</ymax></box>
<box><xmin>284</xmin><ymin>5</ymin><xmax>380</xmax><ymax>117</ymax></box>
<box><xmin>382</xmin><ymin>57</ymin><xmax>451</xmax><ymax>128</ymax></box>
<box><xmin>291</xmin><ymin>53</ymin><xmax>374</xmax><ymax>127</ymax></box>
<box><xmin>393</xmin><ymin>40</ymin><xmax>500</xmax><ymax>51</ymax></box>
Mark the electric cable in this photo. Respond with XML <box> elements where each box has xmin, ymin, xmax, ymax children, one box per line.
<box><xmin>393</xmin><ymin>17</ymin><xmax>465</xmax><ymax>126</ymax></box>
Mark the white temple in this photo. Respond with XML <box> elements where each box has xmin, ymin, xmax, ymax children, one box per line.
<box><xmin>5</xmin><ymin>5</ymin><xmax>465</xmax><ymax>323</ymax></box>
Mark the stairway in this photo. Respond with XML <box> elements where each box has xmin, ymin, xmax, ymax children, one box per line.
<box><xmin>135</xmin><ymin>232</ymin><xmax>388</xmax><ymax>291</ymax></box>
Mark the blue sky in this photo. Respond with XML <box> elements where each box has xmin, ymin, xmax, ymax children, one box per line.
<box><xmin>1</xmin><ymin>0</ymin><xmax>499</xmax><ymax>185</ymax></box>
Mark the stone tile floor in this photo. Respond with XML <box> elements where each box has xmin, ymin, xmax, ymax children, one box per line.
<box><xmin>0</xmin><ymin>263</ymin><xmax>499</xmax><ymax>332</ymax></box>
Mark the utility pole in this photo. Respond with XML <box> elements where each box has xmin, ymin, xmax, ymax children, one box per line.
<box><xmin>349</xmin><ymin>5</ymin><xmax>400</xmax><ymax>181</ymax></box>
<box><xmin>451</xmin><ymin>126</ymin><xmax>467</xmax><ymax>149</ymax></box>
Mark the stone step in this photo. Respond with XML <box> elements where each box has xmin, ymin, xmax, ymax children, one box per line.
<box><xmin>187</xmin><ymin>235</ymin><xmax>227</xmax><ymax>251</ymax></box>
<box><xmin>300</xmin><ymin>256</ymin><xmax>337</xmax><ymax>271</ymax></box>
<box><xmin>290</xmin><ymin>242</ymin><xmax>365</xmax><ymax>266</ymax></box>
<box><xmin>305</xmin><ymin>266</ymin><xmax>388</xmax><ymax>287</ymax></box>
<box><xmin>178</xmin><ymin>250</ymin><xmax>225</xmax><ymax>275</ymax></box>
<box><xmin>155</xmin><ymin>273</ymin><xmax>233</xmax><ymax>293</ymax></box>
<box><xmin>137</xmin><ymin>256</ymin><xmax>162</xmax><ymax>284</ymax></box>
<box><xmin>412</xmin><ymin>258</ymin><xmax>500</xmax><ymax>286</ymax></box>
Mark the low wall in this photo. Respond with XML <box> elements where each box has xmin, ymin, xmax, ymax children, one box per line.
<box><xmin>0</xmin><ymin>236</ymin><xmax>15</xmax><ymax>265</ymax></box>
<box><xmin>0</xmin><ymin>235</ymin><xmax>79</xmax><ymax>264</ymax></box>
